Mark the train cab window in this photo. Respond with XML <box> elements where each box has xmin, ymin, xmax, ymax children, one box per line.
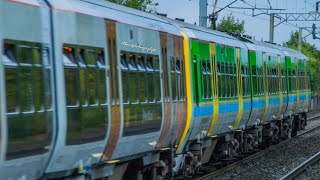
<box><xmin>3</xmin><ymin>40</ymin><xmax>53</xmax><ymax>159</ymax></box>
<box><xmin>64</xmin><ymin>44</ymin><xmax>108</xmax><ymax>145</ymax></box>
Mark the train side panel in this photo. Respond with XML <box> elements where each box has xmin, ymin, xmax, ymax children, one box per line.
<box><xmin>0</xmin><ymin>0</ymin><xmax>55</xmax><ymax>179</ymax></box>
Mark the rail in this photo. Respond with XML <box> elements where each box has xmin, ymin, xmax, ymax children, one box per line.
<box><xmin>279</xmin><ymin>151</ymin><xmax>320</xmax><ymax>180</ymax></box>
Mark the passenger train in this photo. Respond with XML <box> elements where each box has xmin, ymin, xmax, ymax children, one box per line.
<box><xmin>0</xmin><ymin>0</ymin><xmax>311</xmax><ymax>179</ymax></box>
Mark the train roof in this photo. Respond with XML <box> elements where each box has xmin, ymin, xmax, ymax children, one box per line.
<box><xmin>164</xmin><ymin>18</ymin><xmax>247</xmax><ymax>49</ymax></box>
<box><xmin>240</xmin><ymin>37</ymin><xmax>308</xmax><ymax>61</ymax></box>
<box><xmin>239</xmin><ymin>38</ymin><xmax>285</xmax><ymax>57</ymax></box>
<box><xmin>46</xmin><ymin>0</ymin><xmax>182</xmax><ymax>36</ymax></box>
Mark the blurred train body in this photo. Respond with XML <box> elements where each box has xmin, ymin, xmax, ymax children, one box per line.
<box><xmin>0</xmin><ymin>0</ymin><xmax>311</xmax><ymax>179</ymax></box>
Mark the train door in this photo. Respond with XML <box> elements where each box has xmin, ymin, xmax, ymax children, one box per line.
<box><xmin>278</xmin><ymin>55</ymin><xmax>284</xmax><ymax>117</ymax></box>
<box><xmin>156</xmin><ymin>33</ymin><xmax>172</xmax><ymax>148</ymax></box>
<box><xmin>262</xmin><ymin>52</ymin><xmax>269</xmax><ymax>122</ymax></box>
<box><xmin>171</xmin><ymin>36</ymin><xmax>187</xmax><ymax>146</ymax></box>
<box><xmin>102</xmin><ymin>21</ymin><xmax>120</xmax><ymax>161</ymax></box>
<box><xmin>208</xmin><ymin>43</ymin><xmax>219</xmax><ymax>135</ymax></box>
<box><xmin>234</xmin><ymin>47</ymin><xmax>243</xmax><ymax>128</ymax></box>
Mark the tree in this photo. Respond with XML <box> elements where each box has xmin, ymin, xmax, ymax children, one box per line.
<box><xmin>284</xmin><ymin>31</ymin><xmax>320</xmax><ymax>94</ymax></box>
<box><xmin>107</xmin><ymin>0</ymin><xmax>159</xmax><ymax>12</ymax></box>
<box><xmin>216</xmin><ymin>14</ymin><xmax>245</xmax><ymax>35</ymax></box>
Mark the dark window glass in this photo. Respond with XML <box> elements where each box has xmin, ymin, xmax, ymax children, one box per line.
<box><xmin>79</xmin><ymin>69</ymin><xmax>87</xmax><ymax>105</ymax></box>
<box><xmin>86</xmin><ymin>50</ymin><xmax>96</xmax><ymax>66</ymax></box>
<box><xmin>32</xmin><ymin>47</ymin><xmax>42</xmax><ymax>65</ymax></box>
<box><xmin>65</xmin><ymin>68</ymin><xmax>78</xmax><ymax>105</ymax></box>
<box><xmin>18</xmin><ymin>46</ymin><xmax>33</xmax><ymax>64</ymax></box>
<box><xmin>64</xmin><ymin>44</ymin><xmax>108</xmax><ymax>145</ymax></box>
<box><xmin>129</xmin><ymin>72</ymin><xmax>138</xmax><ymax>103</ymax></box>
<box><xmin>5</xmin><ymin>68</ymin><xmax>18</xmax><ymax>113</ymax></box>
<box><xmin>4</xmin><ymin>41</ymin><xmax>53</xmax><ymax>160</ymax></box>
<box><xmin>34</xmin><ymin>69</ymin><xmax>44</xmax><ymax>111</ymax></box>
<box><xmin>98</xmin><ymin>70</ymin><xmax>107</xmax><ymax>105</ymax></box>
<box><xmin>138</xmin><ymin>72</ymin><xmax>147</xmax><ymax>103</ymax></box>
<box><xmin>88</xmin><ymin>69</ymin><xmax>97</xmax><ymax>105</ymax></box>
<box><xmin>147</xmin><ymin>72</ymin><xmax>155</xmax><ymax>102</ymax></box>
<box><xmin>121</xmin><ymin>52</ymin><xmax>161</xmax><ymax>136</ymax></box>
<box><xmin>19</xmin><ymin>68</ymin><xmax>33</xmax><ymax>112</ymax></box>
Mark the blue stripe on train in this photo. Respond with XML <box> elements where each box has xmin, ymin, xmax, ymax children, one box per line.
<box><xmin>194</xmin><ymin>97</ymin><xmax>281</xmax><ymax>118</ymax></box>
<box><xmin>193</xmin><ymin>94</ymin><xmax>311</xmax><ymax>118</ymax></box>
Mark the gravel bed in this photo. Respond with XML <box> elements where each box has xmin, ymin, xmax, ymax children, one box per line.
<box><xmin>211</xmin><ymin>117</ymin><xmax>320</xmax><ymax>180</ymax></box>
<box><xmin>296</xmin><ymin>158</ymin><xmax>320</xmax><ymax>180</ymax></box>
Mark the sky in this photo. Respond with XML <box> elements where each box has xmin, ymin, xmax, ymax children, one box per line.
<box><xmin>154</xmin><ymin>0</ymin><xmax>320</xmax><ymax>49</ymax></box>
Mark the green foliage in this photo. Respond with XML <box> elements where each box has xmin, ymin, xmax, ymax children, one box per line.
<box><xmin>284</xmin><ymin>32</ymin><xmax>320</xmax><ymax>94</ymax></box>
<box><xmin>107</xmin><ymin>0</ymin><xmax>159</xmax><ymax>12</ymax></box>
<box><xmin>217</xmin><ymin>14</ymin><xmax>245</xmax><ymax>35</ymax></box>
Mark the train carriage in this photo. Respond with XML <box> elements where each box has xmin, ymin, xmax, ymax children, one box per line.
<box><xmin>0</xmin><ymin>0</ymin><xmax>313</xmax><ymax>179</ymax></box>
<box><xmin>45</xmin><ymin>0</ymin><xmax>188</xmax><ymax>178</ymax></box>
<box><xmin>243</xmin><ymin>40</ymin><xmax>285</xmax><ymax>124</ymax></box>
<box><xmin>0</xmin><ymin>0</ymin><xmax>55</xmax><ymax>179</ymax></box>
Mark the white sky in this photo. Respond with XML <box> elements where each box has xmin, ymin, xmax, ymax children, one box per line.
<box><xmin>155</xmin><ymin>0</ymin><xmax>320</xmax><ymax>49</ymax></box>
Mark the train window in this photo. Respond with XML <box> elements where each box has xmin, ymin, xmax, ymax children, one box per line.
<box><xmin>32</xmin><ymin>47</ymin><xmax>42</xmax><ymax>65</ymax></box>
<box><xmin>64</xmin><ymin>44</ymin><xmax>108</xmax><ymax>145</ymax></box>
<box><xmin>34</xmin><ymin>69</ymin><xmax>45</xmax><ymax>111</ymax></box>
<box><xmin>146</xmin><ymin>56</ymin><xmax>154</xmax><ymax>71</ymax></box>
<box><xmin>225</xmin><ymin>63</ymin><xmax>230</xmax><ymax>98</ymax></box>
<box><xmin>171</xmin><ymin>57</ymin><xmax>177</xmax><ymax>101</ymax></box>
<box><xmin>120</xmin><ymin>53</ymin><xmax>128</xmax><ymax>70</ymax></box>
<box><xmin>146</xmin><ymin>56</ymin><xmax>155</xmax><ymax>102</ymax></box>
<box><xmin>137</xmin><ymin>55</ymin><xmax>146</xmax><ymax>70</ymax></box>
<box><xmin>207</xmin><ymin>62</ymin><xmax>212</xmax><ymax>99</ymax></box>
<box><xmin>99</xmin><ymin>70</ymin><xmax>107</xmax><ymax>105</ymax></box>
<box><xmin>3</xmin><ymin>40</ymin><xmax>53</xmax><ymax>159</ymax></box>
<box><xmin>86</xmin><ymin>50</ymin><xmax>97</xmax><ymax>66</ymax></box>
<box><xmin>77</xmin><ymin>49</ymin><xmax>86</xmax><ymax>67</ymax></box>
<box><xmin>5</xmin><ymin>68</ymin><xmax>18</xmax><ymax>113</ymax></box>
<box><xmin>17</xmin><ymin>46</ymin><xmax>33</xmax><ymax>64</ymax></box>
<box><xmin>233</xmin><ymin>64</ymin><xmax>237</xmax><ymax>97</ymax></box>
<box><xmin>138</xmin><ymin>56</ymin><xmax>147</xmax><ymax>103</ymax></box>
<box><xmin>176</xmin><ymin>58</ymin><xmax>182</xmax><ymax>101</ymax></box>
<box><xmin>121</xmin><ymin>53</ymin><xmax>129</xmax><ymax>104</ymax></box>
<box><xmin>63</xmin><ymin>47</ymin><xmax>76</xmax><ymax>66</ymax></box>
<box><xmin>97</xmin><ymin>50</ymin><xmax>105</xmax><ymax>67</ymax></box>
<box><xmin>217</xmin><ymin>62</ymin><xmax>221</xmax><ymax>98</ymax></box>
<box><xmin>154</xmin><ymin>57</ymin><xmax>161</xmax><ymax>102</ymax></box>
<box><xmin>79</xmin><ymin>69</ymin><xmax>88</xmax><ymax>105</ymax></box>
<box><xmin>252</xmin><ymin>66</ymin><xmax>257</xmax><ymax>96</ymax></box>
<box><xmin>128</xmin><ymin>54</ymin><xmax>137</xmax><ymax>70</ymax></box>
<box><xmin>87</xmin><ymin>69</ymin><xmax>98</xmax><ymax>105</ymax></box>
<box><xmin>180</xmin><ymin>60</ymin><xmax>186</xmax><ymax>101</ymax></box>
<box><xmin>201</xmin><ymin>61</ymin><xmax>207</xmax><ymax>99</ymax></box>
<box><xmin>122</xmin><ymin>52</ymin><xmax>161</xmax><ymax>136</ymax></box>
<box><xmin>3</xmin><ymin>43</ymin><xmax>17</xmax><ymax>64</ymax></box>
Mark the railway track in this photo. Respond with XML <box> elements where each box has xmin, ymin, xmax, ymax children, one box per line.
<box><xmin>279</xmin><ymin>151</ymin><xmax>320</xmax><ymax>180</ymax></box>
<box><xmin>196</xmin><ymin>113</ymin><xmax>320</xmax><ymax>180</ymax></box>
